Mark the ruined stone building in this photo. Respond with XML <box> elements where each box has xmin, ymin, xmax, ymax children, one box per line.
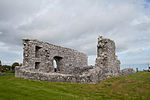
<box><xmin>15</xmin><ymin>36</ymin><xmax>135</xmax><ymax>83</ymax></box>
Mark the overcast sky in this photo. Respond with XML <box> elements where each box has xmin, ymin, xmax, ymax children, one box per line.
<box><xmin>0</xmin><ymin>0</ymin><xmax>150</xmax><ymax>65</ymax></box>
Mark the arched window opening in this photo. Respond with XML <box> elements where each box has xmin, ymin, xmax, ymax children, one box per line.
<box><xmin>53</xmin><ymin>56</ymin><xmax>63</xmax><ymax>73</ymax></box>
<box><xmin>53</xmin><ymin>59</ymin><xmax>57</xmax><ymax>72</ymax></box>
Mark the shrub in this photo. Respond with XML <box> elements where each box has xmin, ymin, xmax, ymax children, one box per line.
<box><xmin>2</xmin><ymin>65</ymin><xmax>11</xmax><ymax>72</ymax></box>
<box><xmin>12</xmin><ymin>62</ymin><xmax>19</xmax><ymax>71</ymax></box>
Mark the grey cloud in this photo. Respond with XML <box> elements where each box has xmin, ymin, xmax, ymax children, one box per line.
<box><xmin>0</xmin><ymin>0</ymin><xmax>150</xmax><ymax>65</ymax></box>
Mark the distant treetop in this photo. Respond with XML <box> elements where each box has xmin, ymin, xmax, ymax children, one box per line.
<box><xmin>0</xmin><ymin>60</ymin><xmax>1</xmax><ymax>66</ymax></box>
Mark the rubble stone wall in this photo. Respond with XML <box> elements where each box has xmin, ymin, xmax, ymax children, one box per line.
<box><xmin>15</xmin><ymin>36</ymin><xmax>135</xmax><ymax>83</ymax></box>
<box><xmin>22</xmin><ymin>39</ymin><xmax>88</xmax><ymax>74</ymax></box>
<box><xmin>95</xmin><ymin>36</ymin><xmax>120</xmax><ymax>77</ymax></box>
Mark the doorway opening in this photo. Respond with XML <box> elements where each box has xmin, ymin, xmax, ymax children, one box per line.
<box><xmin>53</xmin><ymin>56</ymin><xmax>63</xmax><ymax>72</ymax></box>
<box><xmin>53</xmin><ymin>59</ymin><xmax>57</xmax><ymax>72</ymax></box>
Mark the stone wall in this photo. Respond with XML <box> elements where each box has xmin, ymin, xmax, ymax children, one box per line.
<box><xmin>15</xmin><ymin>36</ymin><xmax>135</xmax><ymax>83</ymax></box>
<box><xmin>15</xmin><ymin>66</ymin><xmax>97</xmax><ymax>83</ymax></box>
<box><xmin>22</xmin><ymin>39</ymin><xmax>88</xmax><ymax>74</ymax></box>
<box><xmin>119</xmin><ymin>68</ymin><xmax>135</xmax><ymax>76</ymax></box>
<box><xmin>95</xmin><ymin>36</ymin><xmax>120</xmax><ymax>77</ymax></box>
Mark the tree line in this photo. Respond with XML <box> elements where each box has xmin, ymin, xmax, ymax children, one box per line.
<box><xmin>0</xmin><ymin>61</ymin><xmax>19</xmax><ymax>73</ymax></box>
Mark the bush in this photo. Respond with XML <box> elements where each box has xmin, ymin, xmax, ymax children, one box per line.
<box><xmin>12</xmin><ymin>62</ymin><xmax>19</xmax><ymax>71</ymax></box>
<box><xmin>2</xmin><ymin>65</ymin><xmax>11</xmax><ymax>72</ymax></box>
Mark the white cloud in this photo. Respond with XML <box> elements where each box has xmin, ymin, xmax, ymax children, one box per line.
<box><xmin>0</xmin><ymin>0</ymin><xmax>150</xmax><ymax>65</ymax></box>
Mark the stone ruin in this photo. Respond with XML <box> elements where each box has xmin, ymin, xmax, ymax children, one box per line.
<box><xmin>15</xmin><ymin>36</ymin><xmax>135</xmax><ymax>83</ymax></box>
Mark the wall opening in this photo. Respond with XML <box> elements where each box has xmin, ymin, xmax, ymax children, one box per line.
<box><xmin>53</xmin><ymin>59</ymin><xmax>57</xmax><ymax>72</ymax></box>
<box><xmin>53</xmin><ymin>56</ymin><xmax>63</xmax><ymax>72</ymax></box>
<box><xmin>35</xmin><ymin>46</ymin><xmax>42</xmax><ymax>57</ymax></box>
<box><xmin>35</xmin><ymin>62</ymin><xmax>40</xmax><ymax>69</ymax></box>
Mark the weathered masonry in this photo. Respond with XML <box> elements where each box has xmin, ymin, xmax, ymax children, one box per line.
<box><xmin>22</xmin><ymin>39</ymin><xmax>88</xmax><ymax>74</ymax></box>
<box><xmin>15</xmin><ymin>36</ymin><xmax>135</xmax><ymax>83</ymax></box>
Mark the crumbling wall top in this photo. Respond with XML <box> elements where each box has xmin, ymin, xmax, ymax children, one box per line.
<box><xmin>22</xmin><ymin>38</ymin><xmax>86</xmax><ymax>56</ymax></box>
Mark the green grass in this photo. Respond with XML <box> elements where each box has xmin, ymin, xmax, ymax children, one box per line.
<box><xmin>0</xmin><ymin>71</ymin><xmax>150</xmax><ymax>100</ymax></box>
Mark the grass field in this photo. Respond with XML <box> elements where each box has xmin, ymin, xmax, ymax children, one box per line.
<box><xmin>0</xmin><ymin>71</ymin><xmax>150</xmax><ymax>100</ymax></box>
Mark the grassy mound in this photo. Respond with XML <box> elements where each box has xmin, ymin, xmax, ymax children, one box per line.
<box><xmin>0</xmin><ymin>71</ymin><xmax>150</xmax><ymax>100</ymax></box>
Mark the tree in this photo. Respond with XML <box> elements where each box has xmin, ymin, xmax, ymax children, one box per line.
<box><xmin>0</xmin><ymin>60</ymin><xmax>2</xmax><ymax>66</ymax></box>
<box><xmin>12</xmin><ymin>62</ymin><xmax>19</xmax><ymax>71</ymax></box>
<box><xmin>2</xmin><ymin>65</ymin><xmax>11</xmax><ymax>72</ymax></box>
<box><xmin>0</xmin><ymin>60</ymin><xmax>2</xmax><ymax>72</ymax></box>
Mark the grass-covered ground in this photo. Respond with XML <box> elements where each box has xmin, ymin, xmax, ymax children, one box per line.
<box><xmin>0</xmin><ymin>71</ymin><xmax>150</xmax><ymax>100</ymax></box>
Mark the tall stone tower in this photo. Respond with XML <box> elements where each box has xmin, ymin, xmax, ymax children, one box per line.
<box><xmin>95</xmin><ymin>36</ymin><xmax>120</xmax><ymax>76</ymax></box>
